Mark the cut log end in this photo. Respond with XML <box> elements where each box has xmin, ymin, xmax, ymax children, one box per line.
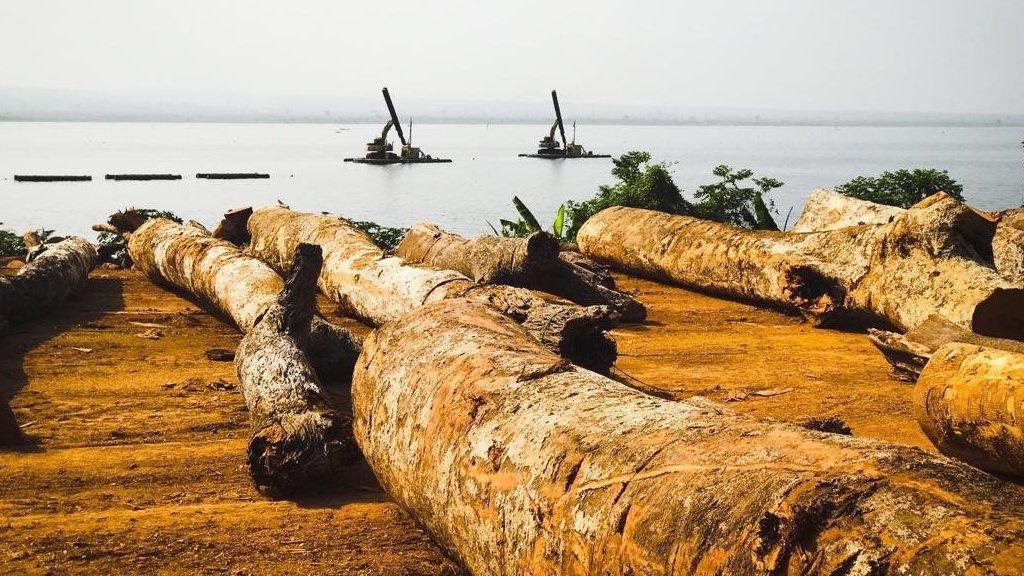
<box><xmin>519</xmin><ymin>304</ymin><xmax>616</xmax><ymax>374</ymax></box>
<box><xmin>972</xmin><ymin>287</ymin><xmax>1024</xmax><ymax>340</ymax></box>
<box><xmin>247</xmin><ymin>410</ymin><xmax>360</xmax><ymax>495</ymax></box>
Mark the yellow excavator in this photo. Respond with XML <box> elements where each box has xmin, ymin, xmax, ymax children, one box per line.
<box><xmin>519</xmin><ymin>90</ymin><xmax>609</xmax><ymax>159</ymax></box>
<box><xmin>344</xmin><ymin>88</ymin><xmax>452</xmax><ymax>165</ymax></box>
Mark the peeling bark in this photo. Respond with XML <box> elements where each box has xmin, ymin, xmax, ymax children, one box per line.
<box><xmin>869</xmin><ymin>315</ymin><xmax>1024</xmax><ymax>382</ymax></box>
<box><xmin>246</xmin><ymin>206</ymin><xmax>615</xmax><ymax>373</ymax></box>
<box><xmin>354</xmin><ymin>298</ymin><xmax>1024</xmax><ymax>576</ymax></box>
<box><xmin>916</xmin><ymin>342</ymin><xmax>1024</xmax><ymax>478</ymax></box>
<box><xmin>577</xmin><ymin>195</ymin><xmax>1024</xmax><ymax>337</ymax></box>
<box><xmin>0</xmin><ymin>237</ymin><xmax>97</xmax><ymax>326</ymax></box>
<box><xmin>125</xmin><ymin>219</ymin><xmax>361</xmax><ymax>492</ymax></box>
<box><xmin>237</xmin><ymin>243</ymin><xmax>359</xmax><ymax>494</ymax></box>
<box><xmin>395</xmin><ymin>223</ymin><xmax>645</xmax><ymax>322</ymax></box>
<box><xmin>794</xmin><ymin>188</ymin><xmax>1024</xmax><ymax>282</ymax></box>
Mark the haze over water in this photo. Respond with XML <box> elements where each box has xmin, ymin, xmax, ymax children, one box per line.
<box><xmin>1</xmin><ymin>121</ymin><xmax>1021</xmax><ymax>239</ymax></box>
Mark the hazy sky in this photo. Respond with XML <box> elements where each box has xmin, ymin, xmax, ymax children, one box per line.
<box><xmin>2</xmin><ymin>0</ymin><xmax>1022</xmax><ymax>114</ymax></box>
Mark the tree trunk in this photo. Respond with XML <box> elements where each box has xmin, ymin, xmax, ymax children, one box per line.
<box><xmin>353</xmin><ymin>298</ymin><xmax>1024</xmax><ymax>576</ymax></box>
<box><xmin>793</xmin><ymin>188</ymin><xmax>1024</xmax><ymax>282</ymax></box>
<box><xmin>395</xmin><ymin>223</ymin><xmax>645</xmax><ymax>322</ymax></box>
<box><xmin>125</xmin><ymin>219</ymin><xmax>362</xmax><ymax>492</ymax></box>
<box><xmin>245</xmin><ymin>206</ymin><xmax>616</xmax><ymax>373</ymax></box>
<box><xmin>0</xmin><ymin>237</ymin><xmax>97</xmax><ymax>326</ymax></box>
<box><xmin>126</xmin><ymin>218</ymin><xmax>361</xmax><ymax>380</ymax></box>
<box><xmin>915</xmin><ymin>342</ymin><xmax>1024</xmax><ymax>478</ymax></box>
<box><xmin>236</xmin><ymin>243</ymin><xmax>359</xmax><ymax>494</ymax></box>
<box><xmin>868</xmin><ymin>315</ymin><xmax>1024</xmax><ymax>382</ymax></box>
<box><xmin>576</xmin><ymin>194</ymin><xmax>1024</xmax><ymax>338</ymax></box>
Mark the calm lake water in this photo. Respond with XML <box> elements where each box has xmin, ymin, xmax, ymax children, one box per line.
<box><xmin>1</xmin><ymin>122</ymin><xmax>1022</xmax><ymax>238</ymax></box>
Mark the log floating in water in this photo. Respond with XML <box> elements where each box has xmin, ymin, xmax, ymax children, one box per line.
<box><xmin>105</xmin><ymin>174</ymin><xmax>182</xmax><ymax>181</ymax></box>
<box><xmin>354</xmin><ymin>298</ymin><xmax>1024</xmax><ymax>575</ymax></box>
<box><xmin>197</xmin><ymin>173</ymin><xmax>270</xmax><ymax>179</ymax></box>
<box><xmin>14</xmin><ymin>175</ymin><xmax>91</xmax><ymax>182</ymax></box>
<box><xmin>394</xmin><ymin>223</ymin><xmax>646</xmax><ymax>322</ymax></box>
<box><xmin>916</xmin><ymin>342</ymin><xmax>1024</xmax><ymax>478</ymax></box>
<box><xmin>577</xmin><ymin>194</ymin><xmax>1024</xmax><ymax>338</ymax></box>
<box><xmin>124</xmin><ymin>218</ymin><xmax>361</xmax><ymax>492</ymax></box>
<box><xmin>244</xmin><ymin>206</ymin><xmax>616</xmax><ymax>373</ymax></box>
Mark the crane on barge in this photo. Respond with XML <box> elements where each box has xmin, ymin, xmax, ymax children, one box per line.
<box><xmin>519</xmin><ymin>90</ymin><xmax>609</xmax><ymax>159</ymax></box>
<box><xmin>344</xmin><ymin>88</ymin><xmax>452</xmax><ymax>165</ymax></box>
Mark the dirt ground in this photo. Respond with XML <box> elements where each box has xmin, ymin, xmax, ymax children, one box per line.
<box><xmin>1</xmin><ymin>268</ymin><xmax>924</xmax><ymax>575</ymax></box>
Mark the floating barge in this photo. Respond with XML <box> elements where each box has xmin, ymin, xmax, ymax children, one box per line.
<box><xmin>196</xmin><ymin>173</ymin><xmax>270</xmax><ymax>179</ymax></box>
<box><xmin>106</xmin><ymin>174</ymin><xmax>182</xmax><ymax>181</ymax></box>
<box><xmin>519</xmin><ymin>90</ymin><xmax>609</xmax><ymax>159</ymax></box>
<box><xmin>344</xmin><ymin>88</ymin><xmax>451</xmax><ymax>165</ymax></box>
<box><xmin>14</xmin><ymin>175</ymin><xmax>92</xmax><ymax>182</ymax></box>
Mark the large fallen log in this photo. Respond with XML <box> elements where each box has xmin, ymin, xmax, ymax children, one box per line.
<box><xmin>576</xmin><ymin>194</ymin><xmax>1024</xmax><ymax>337</ymax></box>
<box><xmin>793</xmin><ymin>188</ymin><xmax>1024</xmax><ymax>282</ymax></box>
<box><xmin>394</xmin><ymin>223</ymin><xmax>646</xmax><ymax>322</ymax></box>
<box><xmin>915</xmin><ymin>342</ymin><xmax>1024</xmax><ymax>478</ymax></box>
<box><xmin>868</xmin><ymin>315</ymin><xmax>1024</xmax><ymax>382</ymax></box>
<box><xmin>354</xmin><ymin>298</ymin><xmax>1024</xmax><ymax>575</ymax></box>
<box><xmin>124</xmin><ymin>218</ymin><xmax>361</xmax><ymax>492</ymax></box>
<box><xmin>0</xmin><ymin>236</ymin><xmax>97</xmax><ymax>326</ymax></box>
<box><xmin>236</xmin><ymin>243</ymin><xmax>359</xmax><ymax>493</ymax></box>
<box><xmin>245</xmin><ymin>206</ymin><xmax>615</xmax><ymax>373</ymax></box>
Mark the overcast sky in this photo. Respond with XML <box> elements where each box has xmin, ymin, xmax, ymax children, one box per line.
<box><xmin>2</xmin><ymin>0</ymin><xmax>1022</xmax><ymax>114</ymax></box>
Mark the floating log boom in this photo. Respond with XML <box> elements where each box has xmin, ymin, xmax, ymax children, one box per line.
<box><xmin>353</xmin><ymin>298</ymin><xmax>1024</xmax><ymax>575</ymax></box>
<box><xmin>105</xmin><ymin>174</ymin><xmax>182</xmax><ymax>181</ymax></box>
<box><xmin>14</xmin><ymin>175</ymin><xmax>91</xmax><ymax>182</ymax></box>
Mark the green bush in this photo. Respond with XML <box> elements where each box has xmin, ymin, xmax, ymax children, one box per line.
<box><xmin>835</xmin><ymin>169</ymin><xmax>964</xmax><ymax>208</ymax></box>
<box><xmin>693</xmin><ymin>165</ymin><xmax>781</xmax><ymax>231</ymax></box>
<box><xmin>353</xmin><ymin>221</ymin><xmax>408</xmax><ymax>251</ymax></box>
<box><xmin>0</xmin><ymin>227</ymin><xmax>55</xmax><ymax>258</ymax></box>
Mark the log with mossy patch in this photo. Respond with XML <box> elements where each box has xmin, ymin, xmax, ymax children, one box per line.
<box><xmin>354</xmin><ymin>298</ymin><xmax>1024</xmax><ymax>575</ymax></box>
<box><xmin>394</xmin><ymin>223</ymin><xmax>646</xmax><ymax>322</ymax></box>
<box><xmin>243</xmin><ymin>206</ymin><xmax>616</xmax><ymax>373</ymax></box>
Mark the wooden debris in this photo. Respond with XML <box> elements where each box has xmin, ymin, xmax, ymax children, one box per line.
<box><xmin>577</xmin><ymin>194</ymin><xmax>1024</xmax><ymax>338</ymax></box>
<box><xmin>354</xmin><ymin>298</ymin><xmax>1024</xmax><ymax>575</ymax></box>
<box><xmin>916</xmin><ymin>342</ymin><xmax>1024</xmax><ymax>478</ymax></box>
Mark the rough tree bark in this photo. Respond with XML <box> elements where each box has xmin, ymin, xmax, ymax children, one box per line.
<box><xmin>868</xmin><ymin>315</ymin><xmax>1024</xmax><ymax>382</ymax></box>
<box><xmin>124</xmin><ymin>219</ymin><xmax>361</xmax><ymax>492</ymax></box>
<box><xmin>354</xmin><ymin>298</ymin><xmax>1024</xmax><ymax>576</ymax></box>
<box><xmin>915</xmin><ymin>342</ymin><xmax>1024</xmax><ymax>478</ymax></box>
<box><xmin>236</xmin><ymin>243</ymin><xmax>359</xmax><ymax>494</ymax></box>
<box><xmin>793</xmin><ymin>188</ymin><xmax>1024</xmax><ymax>282</ymax></box>
<box><xmin>394</xmin><ymin>223</ymin><xmax>646</xmax><ymax>322</ymax></box>
<box><xmin>0</xmin><ymin>237</ymin><xmax>97</xmax><ymax>326</ymax></box>
<box><xmin>245</xmin><ymin>206</ymin><xmax>615</xmax><ymax>373</ymax></box>
<box><xmin>576</xmin><ymin>195</ymin><xmax>1024</xmax><ymax>337</ymax></box>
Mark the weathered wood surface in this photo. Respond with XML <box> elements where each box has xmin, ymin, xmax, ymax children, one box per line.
<box><xmin>869</xmin><ymin>315</ymin><xmax>1024</xmax><ymax>382</ymax></box>
<box><xmin>125</xmin><ymin>219</ymin><xmax>361</xmax><ymax>491</ymax></box>
<box><xmin>354</xmin><ymin>298</ymin><xmax>1024</xmax><ymax>576</ymax></box>
<box><xmin>794</xmin><ymin>188</ymin><xmax>1024</xmax><ymax>282</ymax></box>
<box><xmin>395</xmin><ymin>223</ymin><xmax>646</xmax><ymax>322</ymax></box>
<box><xmin>246</xmin><ymin>206</ymin><xmax>615</xmax><ymax>373</ymax></box>
<box><xmin>126</xmin><ymin>218</ymin><xmax>361</xmax><ymax>379</ymax></box>
<box><xmin>236</xmin><ymin>243</ymin><xmax>359</xmax><ymax>493</ymax></box>
<box><xmin>916</xmin><ymin>342</ymin><xmax>1024</xmax><ymax>478</ymax></box>
<box><xmin>0</xmin><ymin>237</ymin><xmax>97</xmax><ymax>326</ymax></box>
<box><xmin>577</xmin><ymin>195</ymin><xmax>1024</xmax><ymax>337</ymax></box>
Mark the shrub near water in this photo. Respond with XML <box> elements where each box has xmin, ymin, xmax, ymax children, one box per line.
<box><xmin>835</xmin><ymin>168</ymin><xmax>964</xmax><ymax>208</ymax></box>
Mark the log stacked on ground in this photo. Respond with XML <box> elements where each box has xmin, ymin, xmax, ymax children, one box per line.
<box><xmin>916</xmin><ymin>342</ymin><xmax>1024</xmax><ymax>478</ymax></box>
<box><xmin>794</xmin><ymin>188</ymin><xmax>1024</xmax><ymax>282</ymax></box>
<box><xmin>245</xmin><ymin>206</ymin><xmax>615</xmax><ymax>373</ymax></box>
<box><xmin>354</xmin><ymin>298</ymin><xmax>1024</xmax><ymax>575</ymax></box>
<box><xmin>395</xmin><ymin>223</ymin><xmax>646</xmax><ymax>322</ymax></box>
<box><xmin>576</xmin><ymin>194</ymin><xmax>1024</xmax><ymax>337</ymax></box>
<box><xmin>125</xmin><ymin>218</ymin><xmax>360</xmax><ymax>492</ymax></box>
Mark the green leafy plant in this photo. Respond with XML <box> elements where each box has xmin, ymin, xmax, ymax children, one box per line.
<box><xmin>353</xmin><ymin>221</ymin><xmax>409</xmax><ymax>251</ymax></box>
<box><xmin>835</xmin><ymin>169</ymin><xmax>964</xmax><ymax>208</ymax></box>
<box><xmin>489</xmin><ymin>196</ymin><xmax>570</xmax><ymax>242</ymax></box>
<box><xmin>692</xmin><ymin>165</ymin><xmax>781</xmax><ymax>230</ymax></box>
<box><xmin>0</xmin><ymin>226</ymin><xmax>55</xmax><ymax>258</ymax></box>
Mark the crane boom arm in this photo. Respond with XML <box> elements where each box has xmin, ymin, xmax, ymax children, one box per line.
<box><xmin>382</xmin><ymin>87</ymin><xmax>407</xmax><ymax>146</ymax></box>
<box><xmin>551</xmin><ymin>90</ymin><xmax>567</xmax><ymax>148</ymax></box>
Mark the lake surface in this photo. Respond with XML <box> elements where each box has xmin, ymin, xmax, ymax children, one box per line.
<box><xmin>1</xmin><ymin>122</ymin><xmax>1022</xmax><ymax>238</ymax></box>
